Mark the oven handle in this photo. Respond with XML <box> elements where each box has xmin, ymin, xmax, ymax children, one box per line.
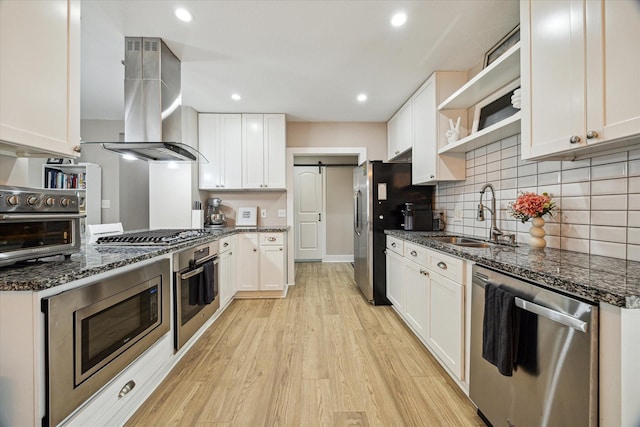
<box><xmin>181</xmin><ymin>267</ymin><xmax>204</xmax><ymax>280</ymax></box>
<box><xmin>196</xmin><ymin>253</ymin><xmax>218</xmax><ymax>264</ymax></box>
<box><xmin>0</xmin><ymin>213</ymin><xmax>86</xmax><ymax>220</ymax></box>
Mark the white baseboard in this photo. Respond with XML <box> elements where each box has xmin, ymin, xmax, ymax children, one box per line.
<box><xmin>322</xmin><ymin>255</ymin><xmax>354</xmax><ymax>263</ymax></box>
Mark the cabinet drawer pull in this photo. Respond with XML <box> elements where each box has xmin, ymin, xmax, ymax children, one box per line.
<box><xmin>391</xmin><ymin>242</ymin><xmax>396</xmax><ymax>247</ymax></box>
<box><xmin>118</xmin><ymin>380</ymin><xmax>136</xmax><ymax>398</ymax></box>
<box><xmin>253</xmin><ymin>248</ymin><xmax>257</xmax><ymax>252</ymax></box>
<box><xmin>410</xmin><ymin>250</ymin><xmax>418</xmax><ymax>257</ymax></box>
<box><xmin>420</xmin><ymin>269</ymin><xmax>429</xmax><ymax>276</ymax></box>
<box><xmin>223</xmin><ymin>242</ymin><xmax>229</xmax><ymax>247</ymax></box>
<box><xmin>267</xmin><ymin>237</ymin><xmax>277</xmax><ymax>242</ymax></box>
<box><xmin>279</xmin><ymin>248</ymin><xmax>283</xmax><ymax>251</ymax></box>
<box><xmin>586</xmin><ymin>130</ymin><xmax>599</xmax><ymax>139</ymax></box>
<box><xmin>569</xmin><ymin>135</ymin><xmax>581</xmax><ymax>144</ymax></box>
<box><xmin>436</xmin><ymin>261</ymin><xmax>448</xmax><ymax>270</ymax></box>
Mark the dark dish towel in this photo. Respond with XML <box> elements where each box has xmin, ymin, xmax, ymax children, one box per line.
<box><xmin>515</xmin><ymin>307</ymin><xmax>538</xmax><ymax>375</ymax></box>
<box><xmin>188</xmin><ymin>275</ymin><xmax>199</xmax><ymax>306</ymax></box>
<box><xmin>482</xmin><ymin>282</ymin><xmax>519</xmax><ymax>376</ymax></box>
<box><xmin>202</xmin><ymin>260</ymin><xmax>216</xmax><ymax>305</ymax></box>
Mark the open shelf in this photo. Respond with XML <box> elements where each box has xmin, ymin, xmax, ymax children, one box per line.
<box><xmin>438</xmin><ymin>42</ymin><xmax>521</xmax><ymax>111</ymax></box>
<box><xmin>438</xmin><ymin>112</ymin><xmax>521</xmax><ymax>154</ymax></box>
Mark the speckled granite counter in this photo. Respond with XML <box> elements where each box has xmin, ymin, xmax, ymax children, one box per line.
<box><xmin>0</xmin><ymin>227</ymin><xmax>288</xmax><ymax>292</ymax></box>
<box><xmin>385</xmin><ymin>230</ymin><xmax>640</xmax><ymax>309</ymax></box>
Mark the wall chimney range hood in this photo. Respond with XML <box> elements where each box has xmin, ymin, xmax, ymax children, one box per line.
<box><xmin>83</xmin><ymin>37</ymin><xmax>206</xmax><ymax>162</ymax></box>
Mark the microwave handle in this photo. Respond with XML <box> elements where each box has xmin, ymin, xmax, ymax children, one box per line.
<box><xmin>0</xmin><ymin>213</ymin><xmax>86</xmax><ymax>220</ymax></box>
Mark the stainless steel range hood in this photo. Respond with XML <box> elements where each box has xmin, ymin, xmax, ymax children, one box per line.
<box><xmin>84</xmin><ymin>37</ymin><xmax>206</xmax><ymax>162</ymax></box>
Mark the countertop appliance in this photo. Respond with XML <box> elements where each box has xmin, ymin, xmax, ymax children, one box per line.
<box><xmin>470</xmin><ymin>264</ymin><xmax>598</xmax><ymax>427</ymax></box>
<box><xmin>353</xmin><ymin>161</ymin><xmax>433</xmax><ymax>304</ymax></box>
<box><xmin>205</xmin><ymin>197</ymin><xmax>226</xmax><ymax>228</ymax></box>
<box><xmin>0</xmin><ymin>185</ymin><xmax>83</xmax><ymax>266</ymax></box>
<box><xmin>173</xmin><ymin>240</ymin><xmax>219</xmax><ymax>350</ymax></box>
<box><xmin>95</xmin><ymin>229</ymin><xmax>210</xmax><ymax>246</ymax></box>
<box><xmin>41</xmin><ymin>258</ymin><xmax>170</xmax><ymax>426</ymax></box>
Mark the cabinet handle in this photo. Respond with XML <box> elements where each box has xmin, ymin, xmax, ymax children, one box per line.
<box><xmin>267</xmin><ymin>237</ymin><xmax>276</xmax><ymax>242</ymax></box>
<box><xmin>430</xmin><ymin>175</ymin><xmax>435</xmax><ymax>179</ymax></box>
<box><xmin>229</xmin><ymin>252</ymin><xmax>232</xmax><ymax>255</ymax></box>
<box><xmin>410</xmin><ymin>250</ymin><xmax>418</xmax><ymax>257</ymax></box>
<box><xmin>73</xmin><ymin>145</ymin><xmax>82</xmax><ymax>153</ymax></box>
<box><xmin>391</xmin><ymin>242</ymin><xmax>396</xmax><ymax>247</ymax></box>
<box><xmin>436</xmin><ymin>261</ymin><xmax>448</xmax><ymax>270</ymax></box>
<box><xmin>420</xmin><ymin>269</ymin><xmax>429</xmax><ymax>276</ymax></box>
<box><xmin>395</xmin><ymin>150</ymin><xmax>400</xmax><ymax>155</ymax></box>
<box><xmin>118</xmin><ymin>380</ymin><xmax>136</xmax><ymax>398</ymax></box>
<box><xmin>586</xmin><ymin>130</ymin><xmax>599</xmax><ymax>139</ymax></box>
<box><xmin>223</xmin><ymin>242</ymin><xmax>229</xmax><ymax>247</ymax></box>
<box><xmin>279</xmin><ymin>248</ymin><xmax>283</xmax><ymax>251</ymax></box>
<box><xmin>253</xmin><ymin>248</ymin><xmax>257</xmax><ymax>252</ymax></box>
<box><xmin>569</xmin><ymin>136</ymin><xmax>581</xmax><ymax>144</ymax></box>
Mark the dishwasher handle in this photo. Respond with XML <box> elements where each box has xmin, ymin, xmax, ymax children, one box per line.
<box><xmin>515</xmin><ymin>298</ymin><xmax>588</xmax><ymax>333</ymax></box>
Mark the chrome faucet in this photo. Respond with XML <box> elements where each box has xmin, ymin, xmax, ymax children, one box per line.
<box><xmin>477</xmin><ymin>183</ymin><xmax>508</xmax><ymax>242</ymax></box>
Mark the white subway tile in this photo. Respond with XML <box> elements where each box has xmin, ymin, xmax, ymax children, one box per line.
<box><xmin>500</xmin><ymin>178</ymin><xmax>517</xmax><ymax>190</ymax></box>
<box><xmin>518</xmin><ymin>175</ymin><xmax>538</xmax><ymax>188</ymax></box>
<box><xmin>518</xmin><ymin>163</ymin><xmax>538</xmax><ymax>177</ymax></box>
<box><xmin>537</xmin><ymin>184</ymin><xmax>561</xmax><ymax>199</ymax></box>
<box><xmin>487</xmin><ymin>141</ymin><xmax>502</xmax><ymax>153</ymax></box>
<box><xmin>628</xmin><ymin>228</ymin><xmax>640</xmax><ymax>245</ymax></box>
<box><xmin>561</xmin><ymin>181</ymin><xmax>590</xmax><ymax>197</ymax></box>
<box><xmin>501</xmin><ymin>135</ymin><xmax>518</xmax><ymax>149</ymax></box>
<box><xmin>501</xmin><ymin>156</ymin><xmax>518</xmax><ymax>169</ymax></box>
<box><xmin>591</xmin><ymin>194</ymin><xmax>628</xmax><ymax>211</ymax></box>
<box><xmin>629</xmin><ymin>194</ymin><xmax>640</xmax><ymax>210</ymax></box>
<box><xmin>629</xmin><ymin>146</ymin><xmax>640</xmax><ymax>160</ymax></box>
<box><xmin>561</xmin><ymin>196</ymin><xmax>590</xmax><ymax>210</ymax></box>
<box><xmin>629</xmin><ymin>160</ymin><xmax>640</xmax><ymax>177</ymax></box>
<box><xmin>465</xmin><ymin>151</ymin><xmax>475</xmax><ymax>160</ymax></box>
<box><xmin>487</xmin><ymin>151</ymin><xmax>500</xmax><ymax>163</ymax></box>
<box><xmin>590</xmin><ymin>210</ymin><xmax>627</xmax><ymax>226</ymax></box>
<box><xmin>561</xmin><ymin>223</ymin><xmax>590</xmax><ymax>239</ymax></box>
<box><xmin>591</xmin><ymin>151</ymin><xmax>627</xmax><ymax>166</ymax></box>
<box><xmin>590</xmin><ymin>240</ymin><xmax>626</xmax><ymax>259</ymax></box>
<box><xmin>591</xmin><ymin>162</ymin><xmax>627</xmax><ymax>180</ymax></box>
<box><xmin>538</xmin><ymin>172</ymin><xmax>561</xmax><ymax>186</ymax></box>
<box><xmin>629</xmin><ymin>177</ymin><xmax>640</xmax><ymax>193</ymax></box>
<box><xmin>591</xmin><ymin>178</ymin><xmax>628</xmax><ymax>195</ymax></box>
<box><xmin>546</xmin><ymin>236</ymin><xmax>561</xmax><ymax>249</ymax></box>
<box><xmin>501</xmin><ymin>167</ymin><xmax>517</xmax><ymax>180</ymax></box>
<box><xmin>562</xmin><ymin>167</ymin><xmax>590</xmax><ymax>183</ymax></box>
<box><xmin>544</xmin><ymin>222</ymin><xmax>561</xmax><ymax>236</ymax></box>
<box><xmin>561</xmin><ymin>237</ymin><xmax>590</xmax><ymax>253</ymax></box>
<box><xmin>487</xmin><ymin>170</ymin><xmax>500</xmax><ymax>182</ymax></box>
<box><xmin>537</xmin><ymin>161</ymin><xmax>562</xmax><ymax>173</ymax></box>
<box><xmin>629</xmin><ymin>211</ymin><xmax>640</xmax><ymax>227</ymax></box>
<box><xmin>474</xmin><ymin>163</ymin><xmax>487</xmax><ymax>175</ymax></box>
<box><xmin>590</xmin><ymin>225</ymin><xmax>627</xmax><ymax>243</ymax></box>
<box><xmin>474</xmin><ymin>146</ymin><xmax>487</xmax><ymax>158</ymax></box>
<box><xmin>475</xmin><ymin>154</ymin><xmax>487</xmax><ymax>167</ymax></box>
<box><xmin>501</xmin><ymin>145</ymin><xmax>518</xmax><ymax>159</ymax></box>
<box><xmin>561</xmin><ymin>210</ymin><xmax>590</xmax><ymax>224</ymax></box>
<box><xmin>562</xmin><ymin>159</ymin><xmax>591</xmax><ymax>170</ymax></box>
<box><xmin>627</xmin><ymin>244</ymin><xmax>640</xmax><ymax>262</ymax></box>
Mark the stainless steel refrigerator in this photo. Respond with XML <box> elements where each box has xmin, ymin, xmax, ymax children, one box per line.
<box><xmin>353</xmin><ymin>161</ymin><xmax>433</xmax><ymax>305</ymax></box>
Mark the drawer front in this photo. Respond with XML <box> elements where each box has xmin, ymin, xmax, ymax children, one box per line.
<box><xmin>386</xmin><ymin>235</ymin><xmax>404</xmax><ymax>255</ymax></box>
<box><xmin>404</xmin><ymin>241</ymin><xmax>428</xmax><ymax>267</ymax></box>
<box><xmin>260</xmin><ymin>232</ymin><xmax>284</xmax><ymax>246</ymax></box>
<box><xmin>426</xmin><ymin>248</ymin><xmax>464</xmax><ymax>282</ymax></box>
<box><xmin>219</xmin><ymin>236</ymin><xmax>232</xmax><ymax>253</ymax></box>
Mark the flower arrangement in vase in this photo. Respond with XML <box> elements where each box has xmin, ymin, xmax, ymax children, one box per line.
<box><xmin>508</xmin><ymin>192</ymin><xmax>556</xmax><ymax>248</ymax></box>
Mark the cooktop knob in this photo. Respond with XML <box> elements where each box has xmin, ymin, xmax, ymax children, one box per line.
<box><xmin>27</xmin><ymin>195</ymin><xmax>39</xmax><ymax>206</ymax></box>
<box><xmin>44</xmin><ymin>197</ymin><xmax>56</xmax><ymax>207</ymax></box>
<box><xmin>6</xmin><ymin>195</ymin><xmax>21</xmax><ymax>206</ymax></box>
<box><xmin>60</xmin><ymin>197</ymin><xmax>70</xmax><ymax>207</ymax></box>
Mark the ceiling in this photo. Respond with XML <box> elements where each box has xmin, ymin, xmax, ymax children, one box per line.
<box><xmin>80</xmin><ymin>0</ymin><xmax>519</xmax><ymax>123</ymax></box>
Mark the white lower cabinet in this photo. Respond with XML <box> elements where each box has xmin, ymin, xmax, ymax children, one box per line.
<box><xmin>218</xmin><ymin>235</ymin><xmax>237</xmax><ymax>308</ymax></box>
<box><xmin>385</xmin><ymin>235</ymin><xmax>466</xmax><ymax>384</ymax></box>
<box><xmin>236</xmin><ymin>232</ymin><xmax>287</xmax><ymax>293</ymax></box>
<box><xmin>427</xmin><ymin>270</ymin><xmax>463</xmax><ymax>379</ymax></box>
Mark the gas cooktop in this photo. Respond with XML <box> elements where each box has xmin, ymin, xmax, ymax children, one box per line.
<box><xmin>95</xmin><ymin>229</ymin><xmax>209</xmax><ymax>246</ymax></box>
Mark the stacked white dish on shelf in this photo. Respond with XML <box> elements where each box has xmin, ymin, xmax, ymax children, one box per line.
<box><xmin>511</xmin><ymin>88</ymin><xmax>521</xmax><ymax>109</ymax></box>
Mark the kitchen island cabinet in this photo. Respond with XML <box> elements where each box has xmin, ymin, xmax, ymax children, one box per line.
<box><xmin>0</xmin><ymin>0</ymin><xmax>81</xmax><ymax>158</ymax></box>
<box><xmin>521</xmin><ymin>0</ymin><xmax>640</xmax><ymax>160</ymax></box>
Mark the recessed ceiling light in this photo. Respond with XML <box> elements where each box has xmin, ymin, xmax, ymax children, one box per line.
<box><xmin>174</xmin><ymin>8</ymin><xmax>193</xmax><ymax>23</ymax></box>
<box><xmin>231</xmin><ymin>93</ymin><xmax>241</xmax><ymax>101</ymax></box>
<box><xmin>391</xmin><ymin>12</ymin><xmax>407</xmax><ymax>27</ymax></box>
<box><xmin>357</xmin><ymin>93</ymin><xmax>368</xmax><ymax>102</ymax></box>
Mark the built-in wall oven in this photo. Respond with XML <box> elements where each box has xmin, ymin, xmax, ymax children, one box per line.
<box><xmin>174</xmin><ymin>240</ymin><xmax>219</xmax><ymax>350</ymax></box>
<box><xmin>41</xmin><ymin>259</ymin><xmax>170</xmax><ymax>427</ymax></box>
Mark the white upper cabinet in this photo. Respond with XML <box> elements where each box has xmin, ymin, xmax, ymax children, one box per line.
<box><xmin>387</xmin><ymin>101</ymin><xmax>413</xmax><ymax>160</ymax></box>
<box><xmin>0</xmin><ymin>0</ymin><xmax>81</xmax><ymax>158</ymax></box>
<box><xmin>521</xmin><ymin>0</ymin><xmax>640</xmax><ymax>160</ymax></box>
<box><xmin>412</xmin><ymin>72</ymin><xmax>467</xmax><ymax>184</ymax></box>
<box><xmin>242</xmin><ymin>114</ymin><xmax>286</xmax><ymax>190</ymax></box>
<box><xmin>198</xmin><ymin>114</ymin><xmax>243</xmax><ymax>190</ymax></box>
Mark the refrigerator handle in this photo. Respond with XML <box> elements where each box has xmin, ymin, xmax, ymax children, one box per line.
<box><xmin>354</xmin><ymin>190</ymin><xmax>361</xmax><ymax>236</ymax></box>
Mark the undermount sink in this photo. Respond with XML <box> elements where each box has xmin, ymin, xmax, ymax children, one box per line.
<box><xmin>428</xmin><ymin>236</ymin><xmax>495</xmax><ymax>248</ymax></box>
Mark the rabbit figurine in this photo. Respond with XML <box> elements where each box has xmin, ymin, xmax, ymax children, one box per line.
<box><xmin>446</xmin><ymin>117</ymin><xmax>461</xmax><ymax>143</ymax></box>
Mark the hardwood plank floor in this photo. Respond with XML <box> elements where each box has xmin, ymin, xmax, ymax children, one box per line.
<box><xmin>126</xmin><ymin>262</ymin><xmax>484</xmax><ymax>427</ymax></box>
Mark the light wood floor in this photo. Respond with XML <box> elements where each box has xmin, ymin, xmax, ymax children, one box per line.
<box><xmin>126</xmin><ymin>262</ymin><xmax>484</xmax><ymax>427</ymax></box>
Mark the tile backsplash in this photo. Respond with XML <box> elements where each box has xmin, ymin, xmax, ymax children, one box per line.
<box><xmin>434</xmin><ymin>134</ymin><xmax>640</xmax><ymax>261</ymax></box>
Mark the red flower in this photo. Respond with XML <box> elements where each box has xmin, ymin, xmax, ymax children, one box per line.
<box><xmin>509</xmin><ymin>192</ymin><xmax>556</xmax><ymax>223</ymax></box>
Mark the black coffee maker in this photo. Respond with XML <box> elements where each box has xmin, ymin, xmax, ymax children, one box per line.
<box><xmin>401</xmin><ymin>202</ymin><xmax>433</xmax><ymax>231</ymax></box>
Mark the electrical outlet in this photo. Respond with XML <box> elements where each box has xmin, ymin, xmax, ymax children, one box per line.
<box><xmin>261</xmin><ymin>209</ymin><xmax>267</xmax><ymax>218</ymax></box>
<box><xmin>277</xmin><ymin>209</ymin><xmax>286</xmax><ymax>218</ymax></box>
<box><xmin>101</xmin><ymin>199</ymin><xmax>111</xmax><ymax>209</ymax></box>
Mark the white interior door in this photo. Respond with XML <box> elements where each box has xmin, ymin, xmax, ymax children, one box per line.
<box><xmin>294</xmin><ymin>166</ymin><xmax>324</xmax><ymax>261</ymax></box>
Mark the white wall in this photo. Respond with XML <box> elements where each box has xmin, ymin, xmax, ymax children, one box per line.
<box><xmin>0</xmin><ymin>156</ymin><xmax>29</xmax><ymax>186</ymax></box>
<box><xmin>325</xmin><ymin>166</ymin><xmax>354</xmax><ymax>257</ymax></box>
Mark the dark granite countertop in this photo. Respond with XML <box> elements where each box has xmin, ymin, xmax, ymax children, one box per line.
<box><xmin>0</xmin><ymin>227</ymin><xmax>288</xmax><ymax>292</ymax></box>
<box><xmin>385</xmin><ymin>230</ymin><xmax>640</xmax><ymax>309</ymax></box>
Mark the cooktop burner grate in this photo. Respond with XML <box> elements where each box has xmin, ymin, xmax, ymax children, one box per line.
<box><xmin>95</xmin><ymin>229</ymin><xmax>209</xmax><ymax>246</ymax></box>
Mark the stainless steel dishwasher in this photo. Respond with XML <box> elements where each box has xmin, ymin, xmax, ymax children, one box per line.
<box><xmin>470</xmin><ymin>265</ymin><xmax>598</xmax><ymax>427</ymax></box>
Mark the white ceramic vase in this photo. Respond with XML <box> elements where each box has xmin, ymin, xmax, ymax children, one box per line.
<box><xmin>529</xmin><ymin>217</ymin><xmax>546</xmax><ymax>249</ymax></box>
